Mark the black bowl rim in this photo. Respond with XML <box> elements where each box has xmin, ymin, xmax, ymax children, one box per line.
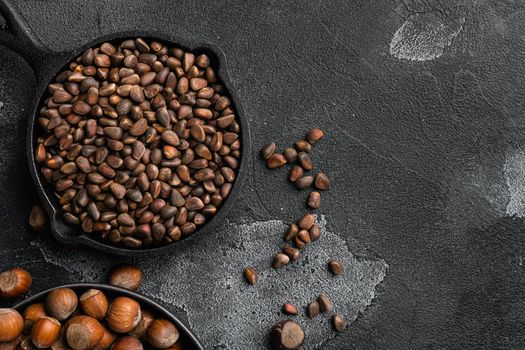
<box><xmin>27</xmin><ymin>31</ymin><xmax>252</xmax><ymax>256</ymax></box>
<box><xmin>12</xmin><ymin>282</ymin><xmax>205</xmax><ymax>349</ymax></box>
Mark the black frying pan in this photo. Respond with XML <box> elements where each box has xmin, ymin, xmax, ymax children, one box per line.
<box><xmin>13</xmin><ymin>283</ymin><xmax>205</xmax><ymax>349</ymax></box>
<box><xmin>0</xmin><ymin>1</ymin><xmax>251</xmax><ymax>256</ymax></box>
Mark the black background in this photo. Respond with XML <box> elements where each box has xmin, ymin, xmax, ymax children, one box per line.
<box><xmin>2</xmin><ymin>0</ymin><xmax>525</xmax><ymax>349</ymax></box>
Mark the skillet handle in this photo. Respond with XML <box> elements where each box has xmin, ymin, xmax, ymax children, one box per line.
<box><xmin>0</xmin><ymin>0</ymin><xmax>51</xmax><ymax>75</ymax></box>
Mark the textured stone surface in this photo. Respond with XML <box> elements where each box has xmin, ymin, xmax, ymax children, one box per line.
<box><xmin>2</xmin><ymin>0</ymin><xmax>525</xmax><ymax>349</ymax></box>
<box><xmin>32</xmin><ymin>215</ymin><xmax>387</xmax><ymax>349</ymax></box>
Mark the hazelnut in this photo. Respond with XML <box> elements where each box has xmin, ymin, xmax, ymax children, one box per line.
<box><xmin>110</xmin><ymin>336</ymin><xmax>143</xmax><ymax>350</ymax></box>
<box><xmin>65</xmin><ymin>315</ymin><xmax>104</xmax><ymax>350</ymax></box>
<box><xmin>23</xmin><ymin>303</ymin><xmax>47</xmax><ymax>331</ymax></box>
<box><xmin>92</xmin><ymin>327</ymin><xmax>116</xmax><ymax>350</ymax></box>
<box><xmin>79</xmin><ymin>289</ymin><xmax>108</xmax><ymax>321</ymax></box>
<box><xmin>106</xmin><ymin>297</ymin><xmax>141</xmax><ymax>333</ymax></box>
<box><xmin>146</xmin><ymin>319</ymin><xmax>179</xmax><ymax>349</ymax></box>
<box><xmin>0</xmin><ymin>309</ymin><xmax>24</xmax><ymax>342</ymax></box>
<box><xmin>107</xmin><ymin>265</ymin><xmax>142</xmax><ymax>291</ymax></box>
<box><xmin>129</xmin><ymin>309</ymin><xmax>154</xmax><ymax>339</ymax></box>
<box><xmin>46</xmin><ymin>288</ymin><xmax>78</xmax><ymax>321</ymax></box>
<box><xmin>0</xmin><ymin>268</ymin><xmax>32</xmax><ymax>299</ymax></box>
<box><xmin>31</xmin><ymin>317</ymin><xmax>61</xmax><ymax>349</ymax></box>
<box><xmin>164</xmin><ymin>344</ymin><xmax>183</xmax><ymax>350</ymax></box>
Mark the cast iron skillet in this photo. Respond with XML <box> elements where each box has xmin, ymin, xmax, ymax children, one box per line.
<box><xmin>13</xmin><ymin>283</ymin><xmax>205</xmax><ymax>349</ymax></box>
<box><xmin>0</xmin><ymin>0</ymin><xmax>251</xmax><ymax>256</ymax></box>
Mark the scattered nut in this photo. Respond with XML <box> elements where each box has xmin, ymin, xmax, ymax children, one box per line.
<box><xmin>288</xmin><ymin>166</ymin><xmax>303</xmax><ymax>183</ymax></box>
<box><xmin>332</xmin><ymin>314</ymin><xmax>347</xmax><ymax>333</ymax></box>
<box><xmin>306</xmin><ymin>192</ymin><xmax>321</xmax><ymax>209</ymax></box>
<box><xmin>260</xmin><ymin>143</ymin><xmax>276</xmax><ymax>160</ymax></box>
<box><xmin>307</xmin><ymin>301</ymin><xmax>320</xmax><ymax>319</ymax></box>
<box><xmin>282</xmin><ymin>303</ymin><xmax>299</xmax><ymax>316</ymax></box>
<box><xmin>28</xmin><ymin>205</ymin><xmax>48</xmax><ymax>233</ymax></box>
<box><xmin>283</xmin><ymin>148</ymin><xmax>297</xmax><ymax>163</ymax></box>
<box><xmin>309</xmin><ymin>224</ymin><xmax>321</xmax><ymax>241</ymax></box>
<box><xmin>294</xmin><ymin>140</ymin><xmax>311</xmax><ymax>153</ymax></box>
<box><xmin>295</xmin><ymin>176</ymin><xmax>314</xmax><ymax>190</ymax></box>
<box><xmin>282</xmin><ymin>246</ymin><xmax>300</xmax><ymax>261</ymax></box>
<box><xmin>272</xmin><ymin>253</ymin><xmax>290</xmax><ymax>269</ymax></box>
<box><xmin>0</xmin><ymin>268</ymin><xmax>32</xmax><ymax>299</ymax></box>
<box><xmin>270</xmin><ymin>320</ymin><xmax>304</xmax><ymax>350</ymax></box>
<box><xmin>328</xmin><ymin>260</ymin><xmax>343</xmax><ymax>276</ymax></box>
<box><xmin>283</xmin><ymin>224</ymin><xmax>299</xmax><ymax>241</ymax></box>
<box><xmin>318</xmin><ymin>293</ymin><xmax>333</xmax><ymax>313</ymax></box>
<box><xmin>244</xmin><ymin>267</ymin><xmax>258</xmax><ymax>285</ymax></box>
<box><xmin>297</xmin><ymin>213</ymin><xmax>314</xmax><ymax>230</ymax></box>
<box><xmin>307</xmin><ymin>128</ymin><xmax>324</xmax><ymax>143</ymax></box>
<box><xmin>107</xmin><ymin>264</ymin><xmax>143</xmax><ymax>291</ymax></box>
<box><xmin>314</xmin><ymin>172</ymin><xmax>330</xmax><ymax>190</ymax></box>
<box><xmin>266</xmin><ymin>154</ymin><xmax>287</xmax><ymax>169</ymax></box>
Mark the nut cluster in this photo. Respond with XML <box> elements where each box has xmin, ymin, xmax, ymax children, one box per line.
<box><xmin>0</xmin><ymin>287</ymin><xmax>183</xmax><ymax>350</ymax></box>
<box><xmin>271</xmin><ymin>213</ymin><xmax>320</xmax><ymax>270</ymax></box>
<box><xmin>35</xmin><ymin>37</ymin><xmax>241</xmax><ymax>248</ymax></box>
<box><xmin>260</xmin><ymin>128</ymin><xmax>329</xmax><ymax>199</ymax></box>
<box><xmin>260</xmin><ymin>130</ymin><xmax>330</xmax><ymax>269</ymax></box>
<box><xmin>259</xmin><ymin>129</ymin><xmax>348</xmax><ymax>348</ymax></box>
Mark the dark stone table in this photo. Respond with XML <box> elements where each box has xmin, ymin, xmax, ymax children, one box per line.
<box><xmin>2</xmin><ymin>0</ymin><xmax>525</xmax><ymax>348</ymax></box>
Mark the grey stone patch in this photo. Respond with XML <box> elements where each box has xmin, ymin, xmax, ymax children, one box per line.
<box><xmin>389</xmin><ymin>14</ymin><xmax>464</xmax><ymax>61</ymax></box>
<box><xmin>505</xmin><ymin>147</ymin><xmax>525</xmax><ymax>217</ymax></box>
<box><xmin>33</xmin><ymin>215</ymin><xmax>387</xmax><ymax>349</ymax></box>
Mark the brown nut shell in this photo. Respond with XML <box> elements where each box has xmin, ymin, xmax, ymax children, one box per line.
<box><xmin>79</xmin><ymin>289</ymin><xmax>109</xmax><ymax>321</ymax></box>
<box><xmin>23</xmin><ymin>303</ymin><xmax>47</xmax><ymax>331</ymax></box>
<box><xmin>110</xmin><ymin>336</ymin><xmax>143</xmax><ymax>350</ymax></box>
<box><xmin>65</xmin><ymin>315</ymin><xmax>104</xmax><ymax>350</ymax></box>
<box><xmin>28</xmin><ymin>205</ymin><xmax>48</xmax><ymax>233</ymax></box>
<box><xmin>31</xmin><ymin>317</ymin><xmax>61</xmax><ymax>349</ymax></box>
<box><xmin>0</xmin><ymin>309</ymin><xmax>24</xmax><ymax>342</ymax></box>
<box><xmin>146</xmin><ymin>319</ymin><xmax>179</xmax><ymax>349</ymax></box>
<box><xmin>270</xmin><ymin>320</ymin><xmax>304</xmax><ymax>350</ymax></box>
<box><xmin>45</xmin><ymin>288</ymin><xmax>78</xmax><ymax>321</ymax></box>
<box><xmin>107</xmin><ymin>265</ymin><xmax>143</xmax><ymax>291</ymax></box>
<box><xmin>92</xmin><ymin>327</ymin><xmax>116</xmax><ymax>350</ymax></box>
<box><xmin>106</xmin><ymin>297</ymin><xmax>141</xmax><ymax>333</ymax></box>
<box><xmin>128</xmin><ymin>309</ymin><xmax>154</xmax><ymax>339</ymax></box>
<box><xmin>0</xmin><ymin>268</ymin><xmax>32</xmax><ymax>299</ymax></box>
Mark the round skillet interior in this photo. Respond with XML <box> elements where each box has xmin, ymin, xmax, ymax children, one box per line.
<box><xmin>26</xmin><ymin>34</ymin><xmax>251</xmax><ymax>256</ymax></box>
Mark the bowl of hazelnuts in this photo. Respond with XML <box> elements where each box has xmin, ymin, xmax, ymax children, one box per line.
<box><xmin>0</xmin><ymin>267</ymin><xmax>203</xmax><ymax>350</ymax></box>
